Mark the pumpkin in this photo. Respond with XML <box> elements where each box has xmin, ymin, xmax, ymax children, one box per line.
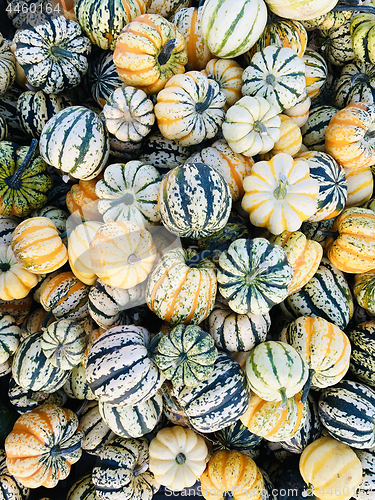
<box><xmin>201</xmin><ymin>58</ymin><xmax>243</xmax><ymax>109</ymax></box>
<box><xmin>99</xmin><ymin>393</ymin><xmax>163</xmax><ymax>439</ymax></box>
<box><xmin>200</xmin><ymin>0</ymin><xmax>267</xmax><ymax>58</ymax></box>
<box><xmin>299</xmin><ymin>436</ymin><xmax>363</xmax><ymax>500</ymax></box>
<box><xmin>185</xmin><ymin>139</ymin><xmax>253</xmax><ymax>201</ymax></box>
<box><xmin>242</xmin><ymin>45</ymin><xmax>306</xmax><ymax>114</ymax></box>
<box><xmin>13</xmin><ymin>14</ymin><xmax>91</xmax><ymax>94</ymax></box>
<box><xmin>302</xmin><ymin>49</ymin><xmax>328</xmax><ymax>100</ymax></box>
<box><xmin>241</xmin><ymin>153</ymin><xmax>319</xmax><ymax>235</ymax></box>
<box><xmin>173</xmin><ymin>6</ymin><xmax>212</xmax><ymax>71</ymax></box>
<box><xmin>67</xmin><ymin>473</ymin><xmax>96</xmax><ymax>500</ymax></box>
<box><xmin>0</xmin><ymin>34</ymin><xmax>16</xmax><ymax>96</ymax></box>
<box><xmin>138</xmin><ymin>132</ymin><xmax>192</xmax><ymax>170</ymax></box>
<box><xmin>154</xmin><ymin>324</ymin><xmax>217</xmax><ymax>387</ymax></box>
<box><xmin>351</xmin><ymin>13</ymin><xmax>375</xmax><ymax>65</ymax></box>
<box><xmin>74</xmin><ymin>0</ymin><xmax>149</xmax><ymax>51</ymax></box>
<box><xmin>302</xmin><ymin>9</ymin><xmax>352</xmax><ymax>30</ymax></box>
<box><xmin>200</xmin><ymin>450</ymin><xmax>264</xmax><ymax>500</ymax></box>
<box><xmin>86</xmin><ymin>49</ymin><xmax>123</xmax><ymax>107</ymax></box>
<box><xmin>347</xmin><ymin>320</ymin><xmax>375</xmax><ymax>386</ymax></box>
<box><xmin>79</xmin><ymin>401</ymin><xmax>115</xmax><ymax>456</ymax></box>
<box><xmin>158</xmin><ymin>162</ymin><xmax>231</xmax><ymax>239</ymax></box>
<box><xmin>0</xmin><ymin>140</ymin><xmax>53</xmax><ymax>218</ymax></box>
<box><xmin>318</xmin><ymin>20</ymin><xmax>355</xmax><ymax>67</ymax></box>
<box><xmin>113</xmin><ymin>14</ymin><xmax>188</xmax><ymax>95</ymax></box>
<box><xmin>344</xmin><ymin>165</ymin><xmax>374</xmax><ymax>207</ymax></box>
<box><xmin>92</xmin><ymin>436</ymin><xmax>159</xmax><ymax>500</ymax></box>
<box><xmin>280</xmin><ymin>316</ymin><xmax>351</xmax><ymax>390</ymax></box>
<box><xmin>284</xmin><ymin>90</ymin><xmax>311</xmax><ymax>127</ymax></box>
<box><xmin>0</xmin><ymin>449</ymin><xmax>29</xmax><ymax>500</ymax></box>
<box><xmin>354</xmin><ymin>274</ymin><xmax>375</xmax><ymax>315</ymax></box>
<box><xmin>155</xmin><ymin>71</ymin><xmax>226</xmax><ymax>146</ymax></box>
<box><xmin>263</xmin><ymin>0</ymin><xmax>338</xmax><ymax>21</ymax></box>
<box><xmin>208</xmin><ymin>302</ymin><xmax>270</xmax><ymax>353</ymax></box>
<box><xmin>334</xmin><ymin>61</ymin><xmax>375</xmax><ymax>109</ymax></box>
<box><xmin>66</xmin><ymin>177</ymin><xmax>102</xmax><ymax>222</ymax></box>
<box><xmin>245</xmin><ymin>341</ymin><xmax>309</xmax><ymax>406</ymax></box>
<box><xmin>39</xmin><ymin>271</ymin><xmax>90</xmax><ymax>321</ymax></box>
<box><xmin>213</xmin><ymin>419</ymin><xmax>263</xmax><ymax>457</ymax></box>
<box><xmin>63</xmin><ymin>363</ymin><xmax>96</xmax><ymax>400</ymax></box>
<box><xmin>147</xmin><ymin>0</ymin><xmax>191</xmax><ymax>20</ymax></box>
<box><xmin>95</xmin><ymin>161</ymin><xmax>161</xmax><ymax>226</ymax></box>
<box><xmin>301</xmin><ymin>104</ymin><xmax>338</xmax><ymax>152</ymax></box>
<box><xmin>11</xmin><ymin>217</ymin><xmax>68</xmax><ymax>274</ymax></box>
<box><xmin>217</xmin><ymin>237</ymin><xmax>293</xmax><ymax>315</ymax></box>
<box><xmin>5</xmin><ymin>403</ymin><xmax>84</xmax><ymax>489</ymax></box>
<box><xmin>222</xmin><ymin>95</ymin><xmax>281</xmax><ymax>157</ymax></box>
<box><xmin>325</xmin><ymin>207</ymin><xmax>375</xmax><ymax>274</ymax></box>
<box><xmin>0</xmin><ymin>244</ymin><xmax>38</xmax><ymax>301</ymax></box>
<box><xmin>67</xmin><ymin>221</ymin><xmax>102</xmax><ymax>285</ymax></box>
<box><xmin>355</xmin><ymin>449</ymin><xmax>375</xmax><ymax>500</ymax></box>
<box><xmin>103</xmin><ymin>87</ymin><xmax>155</xmax><ymax>143</ymax></box>
<box><xmin>0</xmin><ymin>295</ymin><xmax>33</xmax><ymax>326</ymax></box>
<box><xmin>86</xmin><ymin>325</ymin><xmax>165</xmax><ymax>406</ymax></box>
<box><xmin>146</xmin><ymin>247</ymin><xmax>217</xmax><ymax>325</ymax></box>
<box><xmin>266</xmin><ymin>114</ymin><xmax>303</xmax><ymax>157</ymax></box>
<box><xmin>88</xmin><ymin>221</ymin><xmax>157</xmax><ymax>289</ymax></box>
<box><xmin>39</xmin><ymin>106</ymin><xmax>110</xmax><ymax>181</ymax></box>
<box><xmin>0</xmin><ymin>216</ymin><xmax>20</xmax><ymax>245</ymax></box>
<box><xmin>0</xmin><ymin>315</ymin><xmax>20</xmax><ymax>365</ymax></box>
<box><xmin>325</xmin><ymin>102</ymin><xmax>375</xmax><ymax>170</ymax></box>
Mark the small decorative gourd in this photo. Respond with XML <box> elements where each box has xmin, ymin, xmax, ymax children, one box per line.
<box><xmin>201</xmin><ymin>58</ymin><xmax>243</xmax><ymax>109</ymax></box>
<box><xmin>0</xmin><ymin>244</ymin><xmax>38</xmax><ymax>301</ymax></box>
<box><xmin>351</xmin><ymin>13</ymin><xmax>375</xmax><ymax>65</ymax></box>
<box><xmin>345</xmin><ymin>165</ymin><xmax>373</xmax><ymax>207</ymax></box>
<box><xmin>347</xmin><ymin>320</ymin><xmax>375</xmax><ymax>386</ymax></box>
<box><xmin>0</xmin><ymin>315</ymin><xmax>20</xmax><ymax>365</ymax></box>
<box><xmin>0</xmin><ymin>34</ymin><xmax>16</xmax><ymax>95</ymax></box>
<box><xmin>149</xmin><ymin>426</ymin><xmax>209</xmax><ymax>491</ymax></box>
<box><xmin>66</xmin><ymin>177</ymin><xmax>102</xmax><ymax>222</ymax></box>
<box><xmin>68</xmin><ymin>221</ymin><xmax>102</xmax><ymax>285</ymax></box>
<box><xmin>267</xmin><ymin>114</ymin><xmax>302</xmax><ymax>157</ymax></box>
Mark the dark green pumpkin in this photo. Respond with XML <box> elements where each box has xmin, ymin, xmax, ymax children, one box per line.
<box><xmin>0</xmin><ymin>139</ymin><xmax>53</xmax><ymax>217</ymax></box>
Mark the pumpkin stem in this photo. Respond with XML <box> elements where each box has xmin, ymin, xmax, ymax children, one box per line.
<box><xmin>273</xmin><ymin>175</ymin><xmax>289</xmax><ymax>200</ymax></box>
<box><xmin>51</xmin><ymin>439</ymin><xmax>82</xmax><ymax>458</ymax></box>
<box><xmin>301</xmin><ymin>369</ymin><xmax>314</xmax><ymax>405</ymax></box>
<box><xmin>75</xmin><ymin>399</ymin><xmax>88</xmax><ymax>417</ymax></box>
<box><xmin>351</xmin><ymin>73</ymin><xmax>369</xmax><ymax>86</ymax></box>
<box><xmin>41</xmin><ymin>312</ymin><xmax>54</xmax><ymax>330</ymax></box>
<box><xmin>158</xmin><ymin>39</ymin><xmax>177</xmax><ymax>66</ymax></box>
<box><xmin>133</xmin><ymin>462</ymin><xmax>149</xmax><ymax>476</ymax></box>
<box><xmin>195</xmin><ymin>84</ymin><xmax>215</xmax><ymax>114</ymax></box>
<box><xmin>50</xmin><ymin>45</ymin><xmax>74</xmax><ymax>59</ymax></box>
<box><xmin>7</xmin><ymin>139</ymin><xmax>38</xmax><ymax>189</ymax></box>
<box><xmin>148</xmin><ymin>332</ymin><xmax>164</xmax><ymax>355</ymax></box>
<box><xmin>176</xmin><ymin>452</ymin><xmax>186</xmax><ymax>465</ymax></box>
<box><xmin>279</xmin><ymin>387</ymin><xmax>288</xmax><ymax>410</ymax></box>
<box><xmin>0</xmin><ymin>262</ymin><xmax>10</xmax><ymax>272</ymax></box>
<box><xmin>253</xmin><ymin>121</ymin><xmax>268</xmax><ymax>135</ymax></box>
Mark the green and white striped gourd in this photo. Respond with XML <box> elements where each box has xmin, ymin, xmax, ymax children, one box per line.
<box><xmin>86</xmin><ymin>49</ymin><xmax>123</xmax><ymax>107</ymax></box>
<box><xmin>280</xmin><ymin>257</ymin><xmax>354</xmax><ymax>330</ymax></box>
<box><xmin>301</xmin><ymin>105</ymin><xmax>338</xmax><ymax>151</ymax></box>
<box><xmin>217</xmin><ymin>238</ymin><xmax>293</xmax><ymax>315</ymax></box>
<box><xmin>79</xmin><ymin>401</ymin><xmax>116</xmax><ymax>456</ymax></box>
<box><xmin>39</xmin><ymin>106</ymin><xmax>110</xmax><ymax>181</ymax></box>
<box><xmin>95</xmin><ymin>161</ymin><xmax>161</xmax><ymax>226</ymax></box>
<box><xmin>86</xmin><ymin>325</ymin><xmax>165</xmax><ymax>406</ymax></box>
<box><xmin>208</xmin><ymin>302</ymin><xmax>270</xmax><ymax>353</ymax></box>
<box><xmin>302</xmin><ymin>49</ymin><xmax>328</xmax><ymax>100</ymax></box>
<box><xmin>301</xmin><ymin>10</ymin><xmax>352</xmax><ymax>31</ymax></box>
<box><xmin>245</xmin><ymin>341</ymin><xmax>309</xmax><ymax>406</ymax></box>
<box><xmin>334</xmin><ymin>61</ymin><xmax>375</xmax><ymax>109</ymax></box>
<box><xmin>319</xmin><ymin>380</ymin><xmax>375</xmax><ymax>449</ymax></box>
<box><xmin>317</xmin><ymin>20</ymin><xmax>355</xmax><ymax>66</ymax></box>
<box><xmin>355</xmin><ymin>449</ymin><xmax>375</xmax><ymax>500</ymax></box>
<box><xmin>67</xmin><ymin>473</ymin><xmax>97</xmax><ymax>500</ymax></box>
<box><xmin>154</xmin><ymin>325</ymin><xmax>217</xmax><ymax>387</ymax></box>
<box><xmin>354</xmin><ymin>273</ymin><xmax>375</xmax><ymax>314</ymax></box>
<box><xmin>8</xmin><ymin>376</ymin><xmax>67</xmax><ymax>414</ymax></box>
<box><xmin>242</xmin><ymin>45</ymin><xmax>306</xmax><ymax>113</ymax></box>
<box><xmin>98</xmin><ymin>393</ymin><xmax>163</xmax><ymax>438</ymax></box>
<box><xmin>63</xmin><ymin>363</ymin><xmax>96</xmax><ymax>401</ymax></box>
<box><xmin>0</xmin><ymin>315</ymin><xmax>20</xmax><ymax>365</ymax></box>
<box><xmin>347</xmin><ymin>320</ymin><xmax>375</xmax><ymax>387</ymax></box>
<box><xmin>138</xmin><ymin>132</ymin><xmax>192</xmax><ymax>171</ymax></box>
<box><xmin>200</xmin><ymin>0</ymin><xmax>267</xmax><ymax>58</ymax></box>
<box><xmin>213</xmin><ymin>419</ymin><xmax>263</xmax><ymax>457</ymax></box>
<box><xmin>0</xmin><ymin>448</ymin><xmax>29</xmax><ymax>500</ymax></box>
<box><xmin>17</xmin><ymin>90</ymin><xmax>73</xmax><ymax>138</ymax></box>
<box><xmin>158</xmin><ymin>162</ymin><xmax>231</xmax><ymax>239</ymax></box>
<box><xmin>0</xmin><ymin>35</ymin><xmax>15</xmax><ymax>96</ymax></box>
<box><xmin>0</xmin><ymin>87</ymin><xmax>28</xmax><ymax>142</ymax></box>
<box><xmin>12</xmin><ymin>331</ymin><xmax>71</xmax><ymax>392</ymax></box>
<box><xmin>174</xmin><ymin>351</ymin><xmax>250</xmax><ymax>433</ymax></box>
<box><xmin>350</xmin><ymin>13</ymin><xmax>375</xmax><ymax>65</ymax></box>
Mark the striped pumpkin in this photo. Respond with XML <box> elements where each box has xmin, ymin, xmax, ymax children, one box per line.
<box><xmin>213</xmin><ymin>419</ymin><xmax>262</xmax><ymax>457</ymax></box>
<box><xmin>283</xmin><ymin>90</ymin><xmax>311</xmax><ymax>128</ymax></box>
<box><xmin>11</xmin><ymin>217</ymin><xmax>68</xmax><ymax>274</ymax></box>
<box><xmin>63</xmin><ymin>363</ymin><xmax>96</xmax><ymax>400</ymax></box>
<box><xmin>40</xmin><ymin>272</ymin><xmax>90</xmax><ymax>321</ymax></box>
<box><xmin>200</xmin><ymin>0</ymin><xmax>267</xmax><ymax>58</ymax></box>
<box><xmin>217</xmin><ymin>238</ymin><xmax>293</xmax><ymax>315</ymax></box>
<box><xmin>158</xmin><ymin>162</ymin><xmax>231</xmax><ymax>239</ymax></box>
<box><xmin>264</xmin><ymin>0</ymin><xmax>338</xmax><ymax>21</ymax></box>
<box><xmin>208</xmin><ymin>302</ymin><xmax>270</xmax><ymax>353</ymax></box>
<box><xmin>318</xmin><ymin>20</ymin><xmax>355</xmax><ymax>67</ymax></box>
<box><xmin>266</xmin><ymin>114</ymin><xmax>302</xmax><ymax>157</ymax></box>
<box><xmin>67</xmin><ymin>473</ymin><xmax>97</xmax><ymax>500</ymax></box>
<box><xmin>240</xmin><ymin>392</ymin><xmax>308</xmax><ymax>442</ymax></box>
<box><xmin>68</xmin><ymin>221</ymin><xmax>102</xmax><ymax>286</ymax></box>
<box><xmin>302</xmin><ymin>10</ymin><xmax>352</xmax><ymax>31</ymax></box>
<box><xmin>86</xmin><ymin>49</ymin><xmax>123</xmax><ymax>107</ymax></box>
<box><xmin>86</xmin><ymin>325</ymin><xmax>165</xmax><ymax>406</ymax></box>
<box><xmin>99</xmin><ymin>393</ymin><xmax>163</xmax><ymax>439</ymax></box>
<box><xmin>344</xmin><ymin>165</ymin><xmax>373</xmax><ymax>207</ymax></box>
<box><xmin>201</xmin><ymin>58</ymin><xmax>243</xmax><ymax>109</ymax></box>
<box><xmin>280</xmin><ymin>257</ymin><xmax>354</xmax><ymax>330</ymax></box>
<box><xmin>138</xmin><ymin>132</ymin><xmax>192</xmax><ymax>170</ymax></box>
<box><xmin>32</xmin><ymin>271</ymin><xmax>61</xmax><ymax>305</ymax></box>
<box><xmin>351</xmin><ymin>14</ymin><xmax>375</xmax><ymax>65</ymax></box>
<box><xmin>66</xmin><ymin>177</ymin><xmax>102</xmax><ymax>222</ymax></box>
<box><xmin>147</xmin><ymin>0</ymin><xmax>191</xmax><ymax>20</ymax></box>
<box><xmin>39</xmin><ymin>106</ymin><xmax>110</xmax><ymax>181</ymax></box>
<box><xmin>0</xmin><ymin>295</ymin><xmax>33</xmax><ymax>326</ymax></box>
<box><xmin>355</xmin><ymin>449</ymin><xmax>375</xmax><ymax>500</ymax></box>
<box><xmin>5</xmin><ymin>403</ymin><xmax>84</xmax><ymax>489</ymax></box>
<box><xmin>30</xmin><ymin>206</ymin><xmax>69</xmax><ymax>246</ymax></box>
<box><xmin>279</xmin><ymin>316</ymin><xmax>351</xmax><ymax>389</ymax></box>
<box><xmin>354</xmin><ymin>274</ymin><xmax>375</xmax><ymax>314</ymax></box>
<box><xmin>301</xmin><ymin>105</ymin><xmax>338</xmax><ymax>152</ymax></box>
<box><xmin>319</xmin><ymin>380</ymin><xmax>375</xmax><ymax>449</ymax></box>
<box><xmin>185</xmin><ymin>139</ymin><xmax>253</xmax><ymax>201</ymax></box>
<box><xmin>0</xmin><ymin>244</ymin><xmax>38</xmax><ymax>301</ymax></box>
<box><xmin>302</xmin><ymin>49</ymin><xmax>328</xmax><ymax>100</ymax></box>
<box><xmin>174</xmin><ymin>351</ymin><xmax>250</xmax><ymax>433</ymax></box>
<box><xmin>0</xmin><ymin>35</ymin><xmax>16</xmax><ymax>96</ymax></box>
<box><xmin>347</xmin><ymin>320</ymin><xmax>375</xmax><ymax>386</ymax></box>
<box><xmin>79</xmin><ymin>401</ymin><xmax>115</xmax><ymax>456</ymax></box>
<box><xmin>0</xmin><ymin>315</ymin><xmax>20</xmax><ymax>365</ymax></box>
<box><xmin>0</xmin><ymin>449</ymin><xmax>29</xmax><ymax>500</ymax></box>
<box><xmin>334</xmin><ymin>61</ymin><xmax>375</xmax><ymax>109</ymax></box>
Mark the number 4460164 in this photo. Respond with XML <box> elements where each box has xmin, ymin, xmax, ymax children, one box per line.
<box><xmin>6</xmin><ymin>2</ymin><xmax>61</xmax><ymax>14</ymax></box>
<box><xmin>306</xmin><ymin>486</ymin><xmax>359</xmax><ymax>497</ymax></box>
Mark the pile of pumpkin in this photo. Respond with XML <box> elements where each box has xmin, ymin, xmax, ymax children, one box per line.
<box><xmin>3</xmin><ymin>0</ymin><xmax>375</xmax><ymax>499</ymax></box>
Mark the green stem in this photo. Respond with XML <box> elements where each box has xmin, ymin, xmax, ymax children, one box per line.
<box><xmin>274</xmin><ymin>177</ymin><xmax>289</xmax><ymax>200</ymax></box>
<box><xmin>8</xmin><ymin>139</ymin><xmax>38</xmax><ymax>189</ymax></box>
<box><xmin>51</xmin><ymin>45</ymin><xmax>74</xmax><ymax>58</ymax></box>
<box><xmin>75</xmin><ymin>399</ymin><xmax>88</xmax><ymax>417</ymax></box>
<box><xmin>158</xmin><ymin>39</ymin><xmax>177</xmax><ymax>66</ymax></box>
<box><xmin>279</xmin><ymin>387</ymin><xmax>288</xmax><ymax>410</ymax></box>
<box><xmin>51</xmin><ymin>440</ymin><xmax>82</xmax><ymax>457</ymax></box>
<box><xmin>41</xmin><ymin>312</ymin><xmax>54</xmax><ymax>330</ymax></box>
<box><xmin>148</xmin><ymin>332</ymin><xmax>163</xmax><ymax>355</ymax></box>
<box><xmin>301</xmin><ymin>369</ymin><xmax>314</xmax><ymax>405</ymax></box>
<box><xmin>133</xmin><ymin>462</ymin><xmax>149</xmax><ymax>477</ymax></box>
<box><xmin>176</xmin><ymin>453</ymin><xmax>186</xmax><ymax>465</ymax></box>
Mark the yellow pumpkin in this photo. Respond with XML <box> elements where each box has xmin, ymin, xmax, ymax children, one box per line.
<box><xmin>11</xmin><ymin>218</ymin><xmax>68</xmax><ymax>274</ymax></box>
<box><xmin>0</xmin><ymin>244</ymin><xmax>38</xmax><ymax>300</ymax></box>
<box><xmin>201</xmin><ymin>58</ymin><xmax>243</xmax><ymax>110</ymax></box>
<box><xmin>299</xmin><ymin>436</ymin><xmax>363</xmax><ymax>500</ymax></box>
<box><xmin>68</xmin><ymin>221</ymin><xmax>102</xmax><ymax>286</ymax></box>
<box><xmin>265</xmin><ymin>114</ymin><xmax>303</xmax><ymax>157</ymax></box>
<box><xmin>284</xmin><ymin>90</ymin><xmax>311</xmax><ymax>127</ymax></box>
<box><xmin>344</xmin><ymin>166</ymin><xmax>373</xmax><ymax>207</ymax></box>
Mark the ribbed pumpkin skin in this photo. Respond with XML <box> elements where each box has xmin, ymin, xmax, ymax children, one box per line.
<box><xmin>208</xmin><ymin>302</ymin><xmax>270</xmax><ymax>353</ymax></box>
<box><xmin>11</xmin><ymin>217</ymin><xmax>68</xmax><ymax>274</ymax></box>
<box><xmin>74</xmin><ymin>0</ymin><xmax>149</xmax><ymax>51</ymax></box>
<box><xmin>335</xmin><ymin>62</ymin><xmax>375</xmax><ymax>109</ymax></box>
<box><xmin>86</xmin><ymin>50</ymin><xmax>123</xmax><ymax>107</ymax></box>
<box><xmin>92</xmin><ymin>436</ymin><xmax>159</xmax><ymax>500</ymax></box>
<box><xmin>12</xmin><ymin>331</ymin><xmax>71</xmax><ymax>393</ymax></box>
<box><xmin>0</xmin><ymin>448</ymin><xmax>29</xmax><ymax>500</ymax></box>
<box><xmin>326</xmin><ymin>207</ymin><xmax>375</xmax><ymax>274</ymax></box>
<box><xmin>299</xmin><ymin>436</ymin><xmax>363</xmax><ymax>500</ymax></box>
<box><xmin>280</xmin><ymin>257</ymin><xmax>353</xmax><ymax>330</ymax></box>
<box><xmin>0</xmin><ymin>315</ymin><xmax>20</xmax><ymax>365</ymax></box>
<box><xmin>146</xmin><ymin>248</ymin><xmax>217</xmax><ymax>325</ymax></box>
<box><xmin>0</xmin><ymin>216</ymin><xmax>19</xmax><ymax>246</ymax></box>
<box><xmin>66</xmin><ymin>177</ymin><xmax>101</xmax><ymax>221</ymax></box>
<box><xmin>213</xmin><ymin>419</ymin><xmax>263</xmax><ymax>456</ymax></box>
<box><xmin>347</xmin><ymin>320</ymin><xmax>375</xmax><ymax>386</ymax></box>
<box><xmin>351</xmin><ymin>14</ymin><xmax>375</xmax><ymax>65</ymax></box>
<box><xmin>86</xmin><ymin>325</ymin><xmax>165</xmax><ymax>406</ymax></box>
<box><xmin>217</xmin><ymin>237</ymin><xmax>293</xmax><ymax>315</ymax></box>
<box><xmin>139</xmin><ymin>132</ymin><xmax>191</xmax><ymax>170</ymax></box>
<box><xmin>268</xmin><ymin>114</ymin><xmax>302</xmax><ymax>157</ymax></box>
<box><xmin>200</xmin><ymin>450</ymin><xmax>264</xmax><ymax>500</ymax></box>
<box><xmin>318</xmin><ymin>20</ymin><xmax>355</xmax><ymax>67</ymax></box>
<box><xmin>302</xmin><ymin>49</ymin><xmax>328</xmax><ymax>100</ymax></box>
<box><xmin>200</xmin><ymin>0</ymin><xmax>267</xmax><ymax>58</ymax></box>
<box><xmin>0</xmin><ymin>35</ymin><xmax>16</xmax><ymax>96</ymax></box>
<box><xmin>5</xmin><ymin>403</ymin><xmax>84</xmax><ymax>489</ymax></box>
<box><xmin>99</xmin><ymin>393</ymin><xmax>163</xmax><ymax>439</ymax></box>
<box><xmin>319</xmin><ymin>380</ymin><xmax>375</xmax><ymax>449</ymax></box>
<box><xmin>0</xmin><ymin>296</ymin><xmax>33</xmax><ymax>326</ymax></box>
<box><xmin>39</xmin><ymin>106</ymin><xmax>110</xmax><ymax>181</ymax></box>
<box><xmin>67</xmin><ymin>473</ymin><xmax>97</xmax><ymax>500</ymax></box>
<box><xmin>284</xmin><ymin>90</ymin><xmax>311</xmax><ymax>127</ymax></box>
<box><xmin>79</xmin><ymin>401</ymin><xmax>115</xmax><ymax>456</ymax></box>
<box><xmin>174</xmin><ymin>351</ymin><xmax>250</xmax><ymax>433</ymax></box>
<box><xmin>68</xmin><ymin>221</ymin><xmax>102</xmax><ymax>286</ymax></box>
<box><xmin>354</xmin><ymin>274</ymin><xmax>375</xmax><ymax>314</ymax></box>
<box><xmin>345</xmin><ymin>165</ymin><xmax>374</xmax><ymax>207</ymax></box>
<box><xmin>280</xmin><ymin>316</ymin><xmax>351</xmax><ymax>389</ymax></box>
<box><xmin>158</xmin><ymin>162</ymin><xmax>231</xmax><ymax>239</ymax></box>
<box><xmin>240</xmin><ymin>392</ymin><xmax>308</xmax><ymax>442</ymax></box>
<box><xmin>355</xmin><ymin>449</ymin><xmax>375</xmax><ymax>500</ymax></box>
<box><xmin>201</xmin><ymin>58</ymin><xmax>243</xmax><ymax>109</ymax></box>
<box><xmin>302</xmin><ymin>10</ymin><xmax>352</xmax><ymax>30</ymax></box>
<box><xmin>0</xmin><ymin>245</ymin><xmax>38</xmax><ymax>301</ymax></box>
<box><xmin>301</xmin><ymin>105</ymin><xmax>337</xmax><ymax>152</ymax></box>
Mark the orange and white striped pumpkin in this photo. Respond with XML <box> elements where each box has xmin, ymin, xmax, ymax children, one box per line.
<box><xmin>0</xmin><ymin>244</ymin><xmax>38</xmax><ymax>300</ymax></box>
<box><xmin>68</xmin><ymin>221</ymin><xmax>102</xmax><ymax>285</ymax></box>
<box><xmin>201</xmin><ymin>58</ymin><xmax>243</xmax><ymax>110</ymax></box>
<box><xmin>344</xmin><ymin>166</ymin><xmax>374</xmax><ymax>207</ymax></box>
<box><xmin>267</xmin><ymin>114</ymin><xmax>303</xmax><ymax>157</ymax></box>
<box><xmin>89</xmin><ymin>221</ymin><xmax>157</xmax><ymax>289</ymax></box>
<box><xmin>302</xmin><ymin>49</ymin><xmax>328</xmax><ymax>100</ymax></box>
<box><xmin>11</xmin><ymin>218</ymin><xmax>68</xmax><ymax>274</ymax></box>
<box><xmin>284</xmin><ymin>90</ymin><xmax>311</xmax><ymax>127</ymax></box>
<box><xmin>66</xmin><ymin>176</ymin><xmax>102</xmax><ymax>221</ymax></box>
